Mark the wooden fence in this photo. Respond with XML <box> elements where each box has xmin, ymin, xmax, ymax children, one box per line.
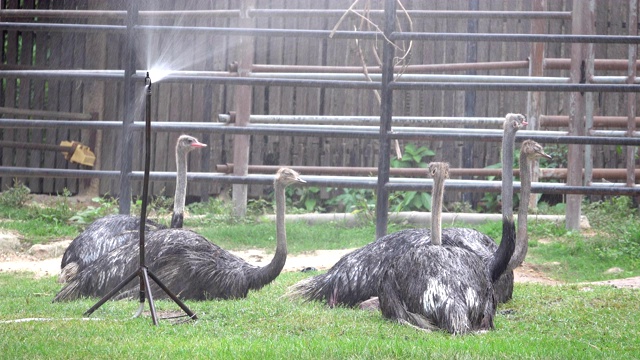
<box><xmin>0</xmin><ymin>0</ymin><xmax>637</xmax><ymax>205</ymax></box>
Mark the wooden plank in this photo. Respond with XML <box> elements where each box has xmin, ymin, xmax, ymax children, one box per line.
<box><xmin>99</xmin><ymin>29</ymin><xmax>122</xmax><ymax>196</ymax></box>
<box><xmin>14</xmin><ymin>0</ymin><xmax>36</xmax><ymax>189</ymax></box>
<box><xmin>1</xmin><ymin>0</ymin><xmax>20</xmax><ymax>191</ymax></box>
<box><xmin>40</xmin><ymin>8</ymin><xmax>63</xmax><ymax>194</ymax></box>
<box><xmin>66</xmin><ymin>0</ymin><xmax>88</xmax><ymax>194</ymax></box>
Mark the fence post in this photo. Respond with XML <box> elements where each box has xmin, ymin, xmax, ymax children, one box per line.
<box><xmin>527</xmin><ymin>0</ymin><xmax>546</xmax><ymax>209</ymax></box>
<box><xmin>232</xmin><ymin>0</ymin><xmax>255</xmax><ymax>217</ymax></box>
<box><xmin>566</xmin><ymin>0</ymin><xmax>595</xmax><ymax>230</ymax></box>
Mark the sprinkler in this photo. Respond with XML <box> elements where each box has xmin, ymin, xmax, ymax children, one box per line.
<box><xmin>84</xmin><ymin>71</ymin><xmax>197</xmax><ymax>325</ymax></box>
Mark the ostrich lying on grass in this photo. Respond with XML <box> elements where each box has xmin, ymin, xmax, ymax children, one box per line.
<box><xmin>378</xmin><ymin>142</ymin><xmax>550</xmax><ymax>334</ymax></box>
<box><xmin>54</xmin><ymin>168</ymin><xmax>305</xmax><ymax>302</ymax></box>
<box><xmin>378</xmin><ymin>161</ymin><xmax>503</xmax><ymax>334</ymax></box>
<box><xmin>58</xmin><ymin>135</ymin><xmax>206</xmax><ymax>283</ymax></box>
<box><xmin>287</xmin><ymin>113</ymin><xmax>528</xmax><ymax>307</ymax></box>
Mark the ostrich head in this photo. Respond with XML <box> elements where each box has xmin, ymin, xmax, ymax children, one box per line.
<box><xmin>521</xmin><ymin>140</ymin><xmax>551</xmax><ymax>161</ymax></box>
<box><xmin>428</xmin><ymin>162</ymin><xmax>450</xmax><ymax>180</ymax></box>
<box><xmin>274</xmin><ymin>167</ymin><xmax>306</xmax><ymax>187</ymax></box>
<box><xmin>176</xmin><ymin>134</ymin><xmax>207</xmax><ymax>154</ymax></box>
<box><xmin>504</xmin><ymin>113</ymin><xmax>528</xmax><ymax>132</ymax></box>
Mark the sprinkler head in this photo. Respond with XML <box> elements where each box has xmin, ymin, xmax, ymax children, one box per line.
<box><xmin>145</xmin><ymin>72</ymin><xmax>151</xmax><ymax>87</ymax></box>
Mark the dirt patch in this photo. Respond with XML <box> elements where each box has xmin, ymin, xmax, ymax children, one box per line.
<box><xmin>1</xmin><ymin>230</ymin><xmax>638</xmax><ymax>289</ymax></box>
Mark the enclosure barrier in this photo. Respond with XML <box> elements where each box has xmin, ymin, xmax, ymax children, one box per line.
<box><xmin>1</xmin><ymin>2</ymin><xmax>638</xmax><ymax>236</ymax></box>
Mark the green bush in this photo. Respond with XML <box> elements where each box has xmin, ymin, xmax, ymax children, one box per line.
<box><xmin>0</xmin><ymin>179</ymin><xmax>31</xmax><ymax>208</ymax></box>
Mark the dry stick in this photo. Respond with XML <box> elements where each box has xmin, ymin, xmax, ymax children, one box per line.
<box><xmin>329</xmin><ymin>0</ymin><xmax>360</xmax><ymax>38</ymax></box>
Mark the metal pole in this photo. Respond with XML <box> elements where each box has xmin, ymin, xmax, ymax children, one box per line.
<box><xmin>118</xmin><ymin>0</ymin><xmax>138</xmax><ymax>215</ymax></box>
<box><xmin>375</xmin><ymin>0</ymin><xmax>397</xmax><ymax>239</ymax></box>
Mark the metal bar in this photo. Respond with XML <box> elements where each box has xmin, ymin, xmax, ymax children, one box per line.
<box><xmin>0</xmin><ymin>9</ymin><xmax>572</xmax><ymax>20</ymax></box>
<box><xmin>3</xmin><ymin>118</ymin><xmax>640</xmax><ymax>145</ymax></box>
<box><xmin>140</xmin><ymin>267</ymin><xmax>158</xmax><ymax>326</ymax></box>
<box><xmin>4</xmin><ymin>21</ymin><xmax>640</xmax><ymax>44</ymax></box>
<box><xmin>251</xmin><ymin>61</ymin><xmax>530</xmax><ymax>73</ymax></box>
<box><xmin>1</xmin><ymin>166</ymin><xmax>637</xmax><ymax>195</ymax></box>
<box><xmin>214</xmin><ymin>164</ymin><xmax>640</xmax><ymax>181</ymax></box>
<box><xmin>544</xmin><ymin>58</ymin><xmax>640</xmax><ymax>70</ymax></box>
<box><xmin>392</xmin><ymin>31</ymin><xmax>640</xmax><ymax>44</ymax></box>
<box><xmin>375</xmin><ymin>0</ymin><xmax>396</xmax><ymax>239</ymax></box>
<box><xmin>4</xmin><ymin>69</ymin><xmax>640</xmax><ymax>90</ymax></box>
<box><xmin>217</xmin><ymin>114</ymin><xmax>506</xmax><ymax>127</ymax></box>
<box><xmin>540</xmin><ymin>115</ymin><xmax>640</xmax><ymax>127</ymax></box>
<box><xmin>249</xmin><ymin>72</ymin><xmax>571</xmax><ymax>83</ymax></box>
<box><xmin>389</xmin><ymin>82</ymin><xmax>640</xmax><ymax>92</ymax></box>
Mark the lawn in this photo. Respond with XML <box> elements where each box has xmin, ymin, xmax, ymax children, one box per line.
<box><xmin>1</xmin><ymin>272</ymin><xmax>639</xmax><ymax>359</ymax></box>
<box><xmin>0</xmin><ymin>192</ymin><xmax>639</xmax><ymax>359</ymax></box>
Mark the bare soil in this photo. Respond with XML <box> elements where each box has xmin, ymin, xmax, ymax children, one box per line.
<box><xmin>1</xmin><ymin>239</ymin><xmax>639</xmax><ymax>289</ymax></box>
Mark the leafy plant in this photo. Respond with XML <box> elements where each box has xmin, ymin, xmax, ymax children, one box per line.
<box><xmin>389</xmin><ymin>143</ymin><xmax>435</xmax><ymax>212</ymax></box>
<box><xmin>391</xmin><ymin>191</ymin><xmax>432</xmax><ymax>212</ymax></box>
<box><xmin>0</xmin><ymin>179</ymin><xmax>31</xmax><ymax>208</ymax></box>
<box><xmin>328</xmin><ymin>188</ymin><xmax>376</xmax><ymax>218</ymax></box>
<box><xmin>391</xmin><ymin>143</ymin><xmax>434</xmax><ymax>168</ymax></box>
<box><xmin>286</xmin><ymin>186</ymin><xmax>324</xmax><ymax>212</ymax></box>
<box><xmin>69</xmin><ymin>196</ymin><xmax>118</xmax><ymax>225</ymax></box>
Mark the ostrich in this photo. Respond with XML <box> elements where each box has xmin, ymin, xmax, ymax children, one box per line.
<box><xmin>377</xmin><ymin>141</ymin><xmax>550</xmax><ymax>334</ymax></box>
<box><xmin>58</xmin><ymin>135</ymin><xmax>206</xmax><ymax>283</ymax></box>
<box><xmin>53</xmin><ymin>167</ymin><xmax>305</xmax><ymax>302</ymax></box>
<box><xmin>508</xmin><ymin>139</ymin><xmax>552</xmax><ymax>271</ymax></box>
<box><xmin>287</xmin><ymin>113</ymin><xmax>527</xmax><ymax>307</ymax></box>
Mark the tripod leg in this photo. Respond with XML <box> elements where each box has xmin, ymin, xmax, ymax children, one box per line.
<box><xmin>140</xmin><ymin>267</ymin><xmax>159</xmax><ymax>325</ymax></box>
<box><xmin>147</xmin><ymin>269</ymin><xmax>198</xmax><ymax>320</ymax></box>
<box><xmin>84</xmin><ymin>269</ymin><xmax>139</xmax><ymax>317</ymax></box>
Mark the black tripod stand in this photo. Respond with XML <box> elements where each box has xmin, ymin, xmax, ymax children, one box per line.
<box><xmin>84</xmin><ymin>73</ymin><xmax>197</xmax><ymax>325</ymax></box>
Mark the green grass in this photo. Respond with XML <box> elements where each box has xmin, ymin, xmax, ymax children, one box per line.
<box><xmin>2</xmin><ymin>195</ymin><xmax>640</xmax><ymax>358</ymax></box>
<box><xmin>0</xmin><ymin>273</ymin><xmax>638</xmax><ymax>359</ymax></box>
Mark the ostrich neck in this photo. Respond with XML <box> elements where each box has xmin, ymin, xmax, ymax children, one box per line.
<box><xmin>508</xmin><ymin>149</ymin><xmax>532</xmax><ymax>271</ymax></box>
<box><xmin>431</xmin><ymin>173</ymin><xmax>445</xmax><ymax>245</ymax></box>
<box><xmin>171</xmin><ymin>149</ymin><xmax>188</xmax><ymax>228</ymax></box>
<box><xmin>501</xmin><ymin>129</ymin><xmax>516</xmax><ymax>219</ymax></box>
<box><xmin>250</xmin><ymin>182</ymin><xmax>287</xmax><ymax>289</ymax></box>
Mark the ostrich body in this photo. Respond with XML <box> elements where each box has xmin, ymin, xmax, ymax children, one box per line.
<box><xmin>378</xmin><ymin>143</ymin><xmax>549</xmax><ymax>334</ymax></box>
<box><xmin>58</xmin><ymin>135</ymin><xmax>206</xmax><ymax>283</ymax></box>
<box><xmin>287</xmin><ymin>113</ymin><xmax>527</xmax><ymax>307</ymax></box>
<box><xmin>54</xmin><ymin>168</ymin><xmax>305</xmax><ymax>302</ymax></box>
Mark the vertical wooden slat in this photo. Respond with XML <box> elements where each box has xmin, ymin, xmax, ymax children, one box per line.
<box><xmin>566</xmin><ymin>0</ymin><xmax>595</xmax><ymax>230</ymax></box>
<box><xmin>14</xmin><ymin>0</ymin><xmax>35</xmax><ymax>190</ymax></box>
<box><xmin>1</xmin><ymin>0</ymin><xmax>20</xmax><ymax>190</ymax></box>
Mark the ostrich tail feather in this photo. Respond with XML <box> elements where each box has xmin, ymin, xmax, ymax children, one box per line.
<box><xmin>52</xmin><ymin>280</ymin><xmax>81</xmax><ymax>302</ymax></box>
<box><xmin>286</xmin><ymin>273</ymin><xmax>331</xmax><ymax>302</ymax></box>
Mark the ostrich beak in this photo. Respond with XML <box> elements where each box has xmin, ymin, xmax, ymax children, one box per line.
<box><xmin>191</xmin><ymin>140</ymin><xmax>207</xmax><ymax>148</ymax></box>
<box><xmin>296</xmin><ymin>176</ymin><xmax>307</xmax><ymax>184</ymax></box>
<box><xmin>537</xmin><ymin>149</ymin><xmax>552</xmax><ymax>160</ymax></box>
